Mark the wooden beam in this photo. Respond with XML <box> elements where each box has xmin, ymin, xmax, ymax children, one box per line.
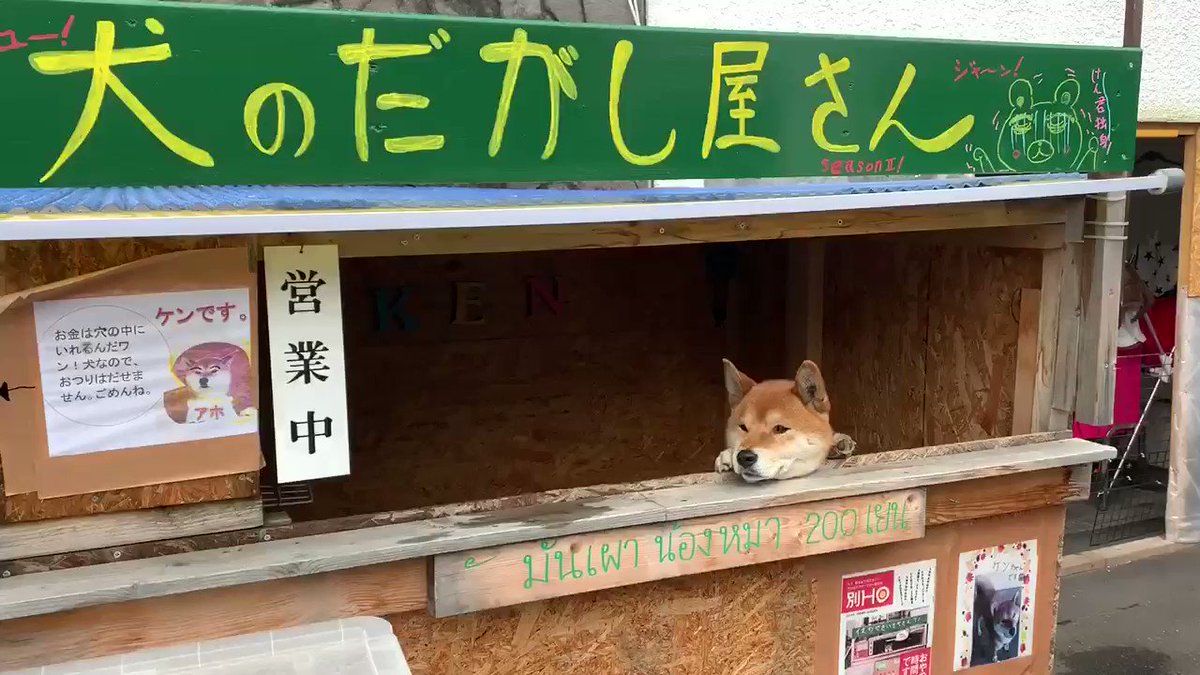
<box><xmin>270</xmin><ymin>199</ymin><xmax>1071</xmax><ymax>258</ymax></box>
<box><xmin>785</xmin><ymin>240</ymin><xmax>824</xmax><ymax>369</ymax></box>
<box><xmin>1013</xmin><ymin>288</ymin><xmax>1042</xmax><ymax>435</ymax></box>
<box><xmin>0</xmin><ymin>438</ymin><xmax>1115</xmax><ymax>622</ymax></box>
<box><xmin>868</xmin><ymin>223</ymin><xmax>1067</xmax><ymax>250</ymax></box>
<box><xmin>1075</xmin><ymin>192</ymin><xmax>1127</xmax><ymax>425</ymax></box>
<box><xmin>925</xmin><ymin>466</ymin><xmax>1086</xmax><ymax>525</ymax></box>
<box><xmin>0</xmin><ymin>560</ymin><xmax>425</xmax><ymax>671</ymax></box>
<box><xmin>0</xmin><ymin>499</ymin><xmax>262</xmax><ymax>560</ymax></box>
<box><xmin>1138</xmin><ymin>122</ymin><xmax>1198</xmax><ymax>137</ymax></box>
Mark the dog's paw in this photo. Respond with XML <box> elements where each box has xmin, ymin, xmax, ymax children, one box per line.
<box><xmin>828</xmin><ymin>433</ymin><xmax>857</xmax><ymax>460</ymax></box>
<box><xmin>715</xmin><ymin>449</ymin><xmax>735</xmax><ymax>473</ymax></box>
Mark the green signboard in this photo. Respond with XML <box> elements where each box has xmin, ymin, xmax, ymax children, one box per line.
<box><xmin>0</xmin><ymin>0</ymin><xmax>1141</xmax><ymax>187</ymax></box>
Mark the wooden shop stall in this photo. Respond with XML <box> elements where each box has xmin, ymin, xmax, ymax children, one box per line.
<box><xmin>0</xmin><ymin>1</ymin><xmax>1177</xmax><ymax>673</ymax></box>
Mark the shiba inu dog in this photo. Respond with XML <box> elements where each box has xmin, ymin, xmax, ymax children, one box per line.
<box><xmin>715</xmin><ymin>359</ymin><xmax>855</xmax><ymax>482</ymax></box>
<box><xmin>972</xmin><ymin>576</ymin><xmax>1022</xmax><ymax>664</ymax></box>
<box><xmin>164</xmin><ymin>342</ymin><xmax>255</xmax><ymax>424</ymax></box>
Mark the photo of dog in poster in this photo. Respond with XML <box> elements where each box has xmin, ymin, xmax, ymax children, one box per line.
<box><xmin>953</xmin><ymin>540</ymin><xmax>1037</xmax><ymax>671</ymax></box>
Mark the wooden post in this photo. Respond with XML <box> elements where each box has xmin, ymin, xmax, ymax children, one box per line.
<box><xmin>1074</xmin><ymin>192</ymin><xmax>1127</xmax><ymax>426</ymax></box>
<box><xmin>785</xmin><ymin>239</ymin><xmax>824</xmax><ymax>369</ymax></box>
<box><xmin>1124</xmin><ymin>0</ymin><xmax>1144</xmax><ymax>48</ymax></box>
<box><xmin>1045</xmin><ymin>203</ymin><xmax>1085</xmax><ymax>431</ymax></box>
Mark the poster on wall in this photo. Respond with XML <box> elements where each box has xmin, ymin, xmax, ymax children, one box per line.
<box><xmin>954</xmin><ymin>540</ymin><xmax>1038</xmax><ymax>669</ymax></box>
<box><xmin>264</xmin><ymin>245</ymin><xmax>350</xmax><ymax>483</ymax></box>
<box><xmin>0</xmin><ymin>248</ymin><xmax>263</xmax><ymax>498</ymax></box>
<box><xmin>839</xmin><ymin>559</ymin><xmax>936</xmax><ymax>675</ymax></box>
<box><xmin>33</xmin><ymin>288</ymin><xmax>256</xmax><ymax>457</ymax></box>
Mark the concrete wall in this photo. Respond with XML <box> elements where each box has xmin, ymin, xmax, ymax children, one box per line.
<box><xmin>648</xmin><ymin>0</ymin><xmax>1200</xmax><ymax>123</ymax></box>
<box><xmin>197</xmin><ymin>0</ymin><xmax>637</xmax><ymax>25</ymax></box>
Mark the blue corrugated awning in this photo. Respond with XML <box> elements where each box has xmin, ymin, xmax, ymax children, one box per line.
<box><xmin>0</xmin><ymin>174</ymin><xmax>1079</xmax><ymax>214</ymax></box>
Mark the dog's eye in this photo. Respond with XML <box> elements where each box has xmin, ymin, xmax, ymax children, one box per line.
<box><xmin>773</xmin><ymin>425</ymin><xmax>790</xmax><ymax>434</ymax></box>
<box><xmin>738</xmin><ymin>424</ymin><xmax>748</xmax><ymax>432</ymax></box>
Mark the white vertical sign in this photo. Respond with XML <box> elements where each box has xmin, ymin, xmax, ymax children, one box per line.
<box><xmin>264</xmin><ymin>245</ymin><xmax>350</xmax><ymax>483</ymax></box>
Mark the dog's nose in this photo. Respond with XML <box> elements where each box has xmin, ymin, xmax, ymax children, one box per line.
<box><xmin>736</xmin><ymin>450</ymin><xmax>757</xmax><ymax>467</ymax></box>
<box><xmin>198</xmin><ymin>377</ymin><xmax>209</xmax><ymax>388</ymax></box>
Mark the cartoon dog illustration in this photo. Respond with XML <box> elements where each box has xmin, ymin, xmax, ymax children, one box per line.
<box><xmin>715</xmin><ymin>359</ymin><xmax>855</xmax><ymax>482</ymax></box>
<box><xmin>164</xmin><ymin>342</ymin><xmax>255</xmax><ymax>424</ymax></box>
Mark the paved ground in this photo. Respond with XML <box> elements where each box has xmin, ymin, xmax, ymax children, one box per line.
<box><xmin>1056</xmin><ymin>546</ymin><xmax>1200</xmax><ymax>674</ymax></box>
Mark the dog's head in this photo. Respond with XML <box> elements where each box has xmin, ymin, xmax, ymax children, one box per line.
<box><xmin>723</xmin><ymin>359</ymin><xmax>835</xmax><ymax>482</ymax></box>
<box><xmin>990</xmin><ymin>598</ymin><xmax>1020</xmax><ymax>647</ymax></box>
<box><xmin>976</xmin><ymin>577</ymin><xmax>1021</xmax><ymax>652</ymax></box>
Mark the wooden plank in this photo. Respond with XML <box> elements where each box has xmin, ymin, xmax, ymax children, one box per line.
<box><xmin>0</xmin><ymin>431</ymin><xmax>1070</xmax><ymax>578</ymax></box>
<box><xmin>785</xmin><ymin>239</ymin><xmax>824</xmax><ymax>369</ymax></box>
<box><xmin>1051</xmin><ymin>228</ymin><xmax>1084</xmax><ymax>419</ymax></box>
<box><xmin>1066</xmin><ymin>463</ymin><xmax>1093</xmax><ymax>502</ymax></box>
<box><xmin>1076</xmin><ymin>191</ymin><xmax>1127</xmax><ymax>424</ymax></box>
<box><xmin>0</xmin><ymin>560</ymin><xmax>425</xmax><ymax>671</ymax></box>
<box><xmin>1138</xmin><ymin>122</ymin><xmax>1198</xmax><ymax>137</ymax></box>
<box><xmin>1035</xmin><ymin>248</ymin><xmax>1068</xmax><ymax>432</ymax></box>
<box><xmin>279</xmin><ymin>199</ymin><xmax>1072</xmax><ymax>258</ymax></box>
<box><xmin>925</xmin><ymin>467</ymin><xmax>1081</xmax><ymax>525</ymax></box>
<box><xmin>0</xmin><ymin>439</ymin><xmax>1113</xmax><ymax>621</ymax></box>
<box><xmin>1</xmin><ymin>472</ymin><xmax>260</xmax><ymax>524</ymax></box>
<box><xmin>869</xmin><ymin>223</ymin><xmax>1067</xmax><ymax>250</ymax></box>
<box><xmin>1013</xmin><ymin>288</ymin><xmax>1042</xmax><ymax>435</ymax></box>
<box><xmin>0</xmin><ymin>499</ymin><xmax>262</xmax><ymax>560</ymax></box>
<box><xmin>1188</xmin><ymin>133</ymin><xmax>1200</xmax><ymax>297</ymax></box>
<box><xmin>430</xmin><ymin>489</ymin><xmax>924</xmax><ymax>617</ymax></box>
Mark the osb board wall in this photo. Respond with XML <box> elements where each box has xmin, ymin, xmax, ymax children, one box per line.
<box><xmin>808</xmin><ymin>505</ymin><xmax>1065</xmax><ymax>675</ymax></box>
<box><xmin>292</xmin><ymin>243</ymin><xmax>786</xmax><ymax>519</ymax></box>
<box><xmin>0</xmin><ymin>240</ymin><xmax>260</xmax><ymax>522</ymax></box>
<box><xmin>822</xmin><ymin>239</ymin><xmax>930</xmax><ymax>453</ymax></box>
<box><xmin>822</xmin><ymin>238</ymin><xmax>1043</xmax><ymax>454</ymax></box>
<box><xmin>389</xmin><ymin>559</ymin><xmax>814</xmax><ymax>675</ymax></box>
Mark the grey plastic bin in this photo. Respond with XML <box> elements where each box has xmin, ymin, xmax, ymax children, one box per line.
<box><xmin>3</xmin><ymin>617</ymin><xmax>411</xmax><ymax>675</ymax></box>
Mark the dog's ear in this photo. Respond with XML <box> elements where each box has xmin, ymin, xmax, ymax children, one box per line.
<box><xmin>794</xmin><ymin>361</ymin><xmax>830</xmax><ymax>414</ymax></box>
<box><xmin>722</xmin><ymin>359</ymin><xmax>755</xmax><ymax>408</ymax></box>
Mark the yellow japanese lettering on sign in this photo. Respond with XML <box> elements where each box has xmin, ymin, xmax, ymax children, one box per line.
<box><xmin>609</xmin><ymin>40</ymin><xmax>676</xmax><ymax>166</ymax></box>
<box><xmin>244</xmin><ymin>83</ymin><xmax>316</xmax><ymax>158</ymax></box>
<box><xmin>804</xmin><ymin>53</ymin><xmax>859</xmax><ymax>153</ymax></box>
<box><xmin>480</xmin><ymin>28</ymin><xmax>579</xmax><ymax>160</ymax></box>
<box><xmin>338</xmin><ymin>27</ymin><xmax>446</xmax><ymax>162</ymax></box>
<box><xmin>29</xmin><ymin>19</ymin><xmax>214</xmax><ymax>183</ymax></box>
<box><xmin>702</xmin><ymin>41</ymin><xmax>780</xmax><ymax>158</ymax></box>
<box><xmin>869</xmin><ymin>63</ymin><xmax>974</xmax><ymax>152</ymax></box>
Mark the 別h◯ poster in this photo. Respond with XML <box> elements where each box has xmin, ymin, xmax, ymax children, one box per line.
<box><xmin>954</xmin><ymin>540</ymin><xmax>1038</xmax><ymax>669</ymax></box>
<box><xmin>839</xmin><ymin>559</ymin><xmax>936</xmax><ymax>675</ymax></box>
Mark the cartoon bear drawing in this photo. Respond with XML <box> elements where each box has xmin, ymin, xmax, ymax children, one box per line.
<box><xmin>973</xmin><ymin>78</ymin><xmax>1099</xmax><ymax>174</ymax></box>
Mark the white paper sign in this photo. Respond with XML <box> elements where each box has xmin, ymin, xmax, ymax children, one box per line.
<box><xmin>954</xmin><ymin>540</ymin><xmax>1038</xmax><ymax>669</ymax></box>
<box><xmin>264</xmin><ymin>245</ymin><xmax>350</xmax><ymax>483</ymax></box>
<box><xmin>33</xmin><ymin>288</ymin><xmax>257</xmax><ymax>457</ymax></box>
<box><xmin>838</xmin><ymin>559</ymin><xmax>936</xmax><ymax>675</ymax></box>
